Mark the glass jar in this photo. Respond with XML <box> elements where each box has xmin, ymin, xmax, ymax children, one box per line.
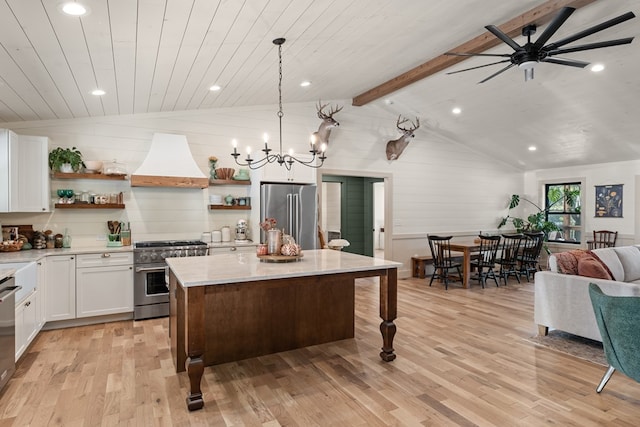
<box><xmin>103</xmin><ymin>159</ymin><xmax>127</xmax><ymax>176</ymax></box>
<box><xmin>267</xmin><ymin>229</ymin><xmax>281</xmax><ymax>255</ymax></box>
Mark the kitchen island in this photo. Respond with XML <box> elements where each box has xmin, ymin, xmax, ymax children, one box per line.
<box><xmin>166</xmin><ymin>249</ymin><xmax>400</xmax><ymax>411</ymax></box>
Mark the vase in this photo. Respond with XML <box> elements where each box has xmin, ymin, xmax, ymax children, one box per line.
<box><xmin>209</xmin><ymin>161</ymin><xmax>217</xmax><ymax>180</ymax></box>
<box><xmin>267</xmin><ymin>229</ymin><xmax>282</xmax><ymax>255</ymax></box>
<box><xmin>59</xmin><ymin>163</ymin><xmax>74</xmax><ymax>173</ymax></box>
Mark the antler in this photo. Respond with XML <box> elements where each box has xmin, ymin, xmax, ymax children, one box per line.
<box><xmin>317</xmin><ymin>101</ymin><xmax>343</xmax><ymax>119</ymax></box>
<box><xmin>396</xmin><ymin>115</ymin><xmax>420</xmax><ymax>132</ymax></box>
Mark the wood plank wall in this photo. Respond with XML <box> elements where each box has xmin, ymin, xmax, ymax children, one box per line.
<box><xmin>1</xmin><ymin>101</ymin><xmax>522</xmax><ymax>264</ymax></box>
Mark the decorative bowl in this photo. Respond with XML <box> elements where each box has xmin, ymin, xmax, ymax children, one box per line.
<box><xmin>215</xmin><ymin>167</ymin><xmax>235</xmax><ymax>180</ymax></box>
<box><xmin>0</xmin><ymin>240</ymin><xmax>24</xmax><ymax>252</ymax></box>
<box><xmin>83</xmin><ymin>160</ymin><xmax>103</xmax><ymax>173</ymax></box>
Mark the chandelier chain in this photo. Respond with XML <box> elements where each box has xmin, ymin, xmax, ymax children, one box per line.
<box><xmin>230</xmin><ymin>37</ymin><xmax>326</xmax><ymax>171</ymax></box>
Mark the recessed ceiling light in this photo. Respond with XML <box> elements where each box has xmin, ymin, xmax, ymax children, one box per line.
<box><xmin>209</xmin><ymin>85</ymin><xmax>221</xmax><ymax>91</ymax></box>
<box><xmin>591</xmin><ymin>63</ymin><xmax>605</xmax><ymax>72</ymax></box>
<box><xmin>452</xmin><ymin>107</ymin><xmax>462</xmax><ymax>115</ymax></box>
<box><xmin>300</xmin><ymin>81</ymin><xmax>311</xmax><ymax>87</ymax></box>
<box><xmin>61</xmin><ymin>2</ymin><xmax>88</xmax><ymax>16</ymax></box>
<box><xmin>528</xmin><ymin>146</ymin><xmax>537</xmax><ymax>151</ymax></box>
<box><xmin>91</xmin><ymin>89</ymin><xmax>105</xmax><ymax>96</ymax></box>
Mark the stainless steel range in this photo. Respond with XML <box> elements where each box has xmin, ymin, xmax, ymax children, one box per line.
<box><xmin>133</xmin><ymin>240</ymin><xmax>208</xmax><ymax>320</ymax></box>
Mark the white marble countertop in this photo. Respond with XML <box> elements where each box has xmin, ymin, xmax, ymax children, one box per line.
<box><xmin>0</xmin><ymin>268</ymin><xmax>16</xmax><ymax>281</ymax></box>
<box><xmin>0</xmin><ymin>245</ymin><xmax>133</xmax><ymax>264</ymax></box>
<box><xmin>167</xmin><ymin>249</ymin><xmax>401</xmax><ymax>287</ymax></box>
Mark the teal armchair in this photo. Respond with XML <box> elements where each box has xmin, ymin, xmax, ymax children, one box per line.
<box><xmin>588</xmin><ymin>283</ymin><xmax>640</xmax><ymax>392</ymax></box>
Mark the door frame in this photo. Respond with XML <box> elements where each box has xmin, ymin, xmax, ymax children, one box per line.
<box><xmin>317</xmin><ymin>169</ymin><xmax>393</xmax><ymax>259</ymax></box>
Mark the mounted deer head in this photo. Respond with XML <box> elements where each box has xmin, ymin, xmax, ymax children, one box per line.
<box><xmin>385</xmin><ymin>115</ymin><xmax>420</xmax><ymax>161</ymax></box>
<box><xmin>312</xmin><ymin>101</ymin><xmax>343</xmax><ymax>147</ymax></box>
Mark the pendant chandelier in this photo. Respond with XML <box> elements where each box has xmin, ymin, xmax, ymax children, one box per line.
<box><xmin>231</xmin><ymin>38</ymin><xmax>326</xmax><ymax>171</ymax></box>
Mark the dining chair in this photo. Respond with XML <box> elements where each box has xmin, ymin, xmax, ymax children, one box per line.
<box><xmin>591</xmin><ymin>230</ymin><xmax>618</xmax><ymax>249</ymax></box>
<box><xmin>496</xmin><ymin>233</ymin><xmax>526</xmax><ymax>285</ymax></box>
<box><xmin>427</xmin><ymin>235</ymin><xmax>462</xmax><ymax>290</ymax></box>
<box><xmin>470</xmin><ymin>235</ymin><xmax>501</xmax><ymax>288</ymax></box>
<box><xmin>588</xmin><ymin>283</ymin><xmax>640</xmax><ymax>393</ymax></box>
<box><xmin>518</xmin><ymin>231</ymin><xmax>545</xmax><ymax>281</ymax></box>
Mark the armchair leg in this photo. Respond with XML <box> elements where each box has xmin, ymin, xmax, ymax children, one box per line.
<box><xmin>596</xmin><ymin>365</ymin><xmax>616</xmax><ymax>393</ymax></box>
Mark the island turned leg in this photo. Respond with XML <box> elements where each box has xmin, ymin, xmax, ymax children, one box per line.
<box><xmin>185</xmin><ymin>286</ymin><xmax>206</xmax><ymax>411</ymax></box>
<box><xmin>379</xmin><ymin>268</ymin><xmax>398</xmax><ymax>362</ymax></box>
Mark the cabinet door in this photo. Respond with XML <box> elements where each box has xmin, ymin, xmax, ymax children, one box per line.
<box><xmin>15</xmin><ymin>291</ymin><xmax>37</xmax><ymax>361</ymax></box>
<box><xmin>45</xmin><ymin>255</ymin><xmax>76</xmax><ymax>321</ymax></box>
<box><xmin>9</xmin><ymin>134</ymin><xmax>50</xmax><ymax>212</ymax></box>
<box><xmin>261</xmin><ymin>154</ymin><xmax>317</xmax><ymax>183</ymax></box>
<box><xmin>76</xmin><ymin>265</ymin><xmax>133</xmax><ymax>318</ymax></box>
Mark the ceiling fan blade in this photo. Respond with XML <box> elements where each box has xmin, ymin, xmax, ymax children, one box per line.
<box><xmin>533</xmin><ymin>7</ymin><xmax>575</xmax><ymax>49</ymax></box>
<box><xmin>546</xmin><ymin>11</ymin><xmax>635</xmax><ymax>50</ymax></box>
<box><xmin>546</xmin><ymin>37</ymin><xmax>634</xmax><ymax>56</ymax></box>
<box><xmin>446</xmin><ymin>59</ymin><xmax>512</xmax><ymax>75</ymax></box>
<box><xmin>542</xmin><ymin>57</ymin><xmax>589</xmax><ymax>68</ymax></box>
<box><xmin>478</xmin><ymin>63</ymin><xmax>516</xmax><ymax>84</ymax></box>
<box><xmin>445</xmin><ymin>52</ymin><xmax>512</xmax><ymax>58</ymax></box>
<box><xmin>485</xmin><ymin>25</ymin><xmax>522</xmax><ymax>51</ymax></box>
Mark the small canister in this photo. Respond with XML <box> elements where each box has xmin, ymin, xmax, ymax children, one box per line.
<box><xmin>201</xmin><ymin>232</ymin><xmax>211</xmax><ymax>243</ymax></box>
<box><xmin>221</xmin><ymin>226</ymin><xmax>231</xmax><ymax>242</ymax></box>
<box><xmin>212</xmin><ymin>230</ymin><xmax>222</xmax><ymax>243</ymax></box>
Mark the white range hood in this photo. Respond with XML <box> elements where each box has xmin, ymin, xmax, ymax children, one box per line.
<box><xmin>130</xmin><ymin>133</ymin><xmax>208</xmax><ymax>188</ymax></box>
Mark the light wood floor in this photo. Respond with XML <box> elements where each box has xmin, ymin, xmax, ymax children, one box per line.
<box><xmin>2</xmin><ymin>277</ymin><xmax>640</xmax><ymax>426</ymax></box>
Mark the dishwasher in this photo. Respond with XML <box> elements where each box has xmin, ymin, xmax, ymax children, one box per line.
<box><xmin>0</xmin><ymin>274</ymin><xmax>21</xmax><ymax>393</ymax></box>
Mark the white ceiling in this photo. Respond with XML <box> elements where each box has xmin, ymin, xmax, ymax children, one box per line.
<box><xmin>0</xmin><ymin>0</ymin><xmax>637</xmax><ymax>170</ymax></box>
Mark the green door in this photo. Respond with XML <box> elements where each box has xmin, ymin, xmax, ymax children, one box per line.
<box><xmin>322</xmin><ymin>175</ymin><xmax>383</xmax><ymax>257</ymax></box>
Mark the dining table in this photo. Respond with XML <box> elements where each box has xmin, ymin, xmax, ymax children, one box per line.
<box><xmin>448</xmin><ymin>237</ymin><xmax>482</xmax><ymax>288</ymax></box>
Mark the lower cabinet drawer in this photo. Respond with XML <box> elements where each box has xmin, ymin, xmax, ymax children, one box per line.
<box><xmin>76</xmin><ymin>252</ymin><xmax>133</xmax><ymax>268</ymax></box>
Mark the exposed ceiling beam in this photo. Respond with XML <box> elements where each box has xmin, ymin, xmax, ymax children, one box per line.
<box><xmin>352</xmin><ymin>0</ymin><xmax>597</xmax><ymax>106</ymax></box>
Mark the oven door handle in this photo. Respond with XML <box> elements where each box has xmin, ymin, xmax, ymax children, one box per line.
<box><xmin>0</xmin><ymin>285</ymin><xmax>22</xmax><ymax>303</ymax></box>
<box><xmin>135</xmin><ymin>266</ymin><xmax>166</xmax><ymax>273</ymax></box>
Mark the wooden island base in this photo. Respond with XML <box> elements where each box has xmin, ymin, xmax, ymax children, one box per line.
<box><xmin>168</xmin><ymin>256</ymin><xmax>398</xmax><ymax>412</ymax></box>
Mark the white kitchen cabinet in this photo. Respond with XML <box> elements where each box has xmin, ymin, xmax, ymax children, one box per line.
<box><xmin>0</xmin><ymin>129</ymin><xmax>50</xmax><ymax>212</ymax></box>
<box><xmin>76</xmin><ymin>252</ymin><xmax>133</xmax><ymax>318</ymax></box>
<box><xmin>15</xmin><ymin>289</ymin><xmax>38</xmax><ymax>361</ymax></box>
<box><xmin>11</xmin><ymin>260</ymin><xmax>42</xmax><ymax>361</ymax></box>
<box><xmin>260</xmin><ymin>154</ymin><xmax>317</xmax><ymax>184</ymax></box>
<box><xmin>36</xmin><ymin>259</ymin><xmax>45</xmax><ymax>329</ymax></box>
<box><xmin>45</xmin><ymin>255</ymin><xmax>76</xmax><ymax>321</ymax></box>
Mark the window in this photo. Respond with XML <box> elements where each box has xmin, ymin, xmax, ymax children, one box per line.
<box><xmin>545</xmin><ymin>182</ymin><xmax>582</xmax><ymax>243</ymax></box>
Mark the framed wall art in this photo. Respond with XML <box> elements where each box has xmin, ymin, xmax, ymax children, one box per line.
<box><xmin>595</xmin><ymin>184</ymin><xmax>623</xmax><ymax>218</ymax></box>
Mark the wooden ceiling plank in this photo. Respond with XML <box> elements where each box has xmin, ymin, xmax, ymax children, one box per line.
<box><xmin>351</xmin><ymin>0</ymin><xmax>597</xmax><ymax>106</ymax></box>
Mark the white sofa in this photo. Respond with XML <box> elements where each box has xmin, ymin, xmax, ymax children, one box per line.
<box><xmin>534</xmin><ymin>245</ymin><xmax>640</xmax><ymax>342</ymax></box>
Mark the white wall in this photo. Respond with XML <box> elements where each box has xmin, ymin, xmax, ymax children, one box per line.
<box><xmin>525</xmin><ymin>160</ymin><xmax>640</xmax><ymax>247</ymax></box>
<box><xmin>0</xmin><ymin>100</ymin><xmax>523</xmax><ymax>276</ymax></box>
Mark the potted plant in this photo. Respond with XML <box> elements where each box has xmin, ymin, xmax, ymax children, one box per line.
<box><xmin>48</xmin><ymin>146</ymin><xmax>85</xmax><ymax>172</ymax></box>
<box><xmin>498</xmin><ymin>194</ymin><xmax>560</xmax><ymax>254</ymax></box>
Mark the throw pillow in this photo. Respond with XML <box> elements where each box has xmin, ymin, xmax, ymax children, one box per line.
<box><xmin>591</xmin><ymin>248</ymin><xmax>625</xmax><ymax>281</ymax></box>
<box><xmin>613</xmin><ymin>246</ymin><xmax>640</xmax><ymax>282</ymax></box>
<box><xmin>587</xmin><ymin>251</ymin><xmax>615</xmax><ymax>279</ymax></box>
<box><xmin>578</xmin><ymin>256</ymin><xmax>613</xmax><ymax>280</ymax></box>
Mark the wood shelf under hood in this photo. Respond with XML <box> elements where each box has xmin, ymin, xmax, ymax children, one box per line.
<box><xmin>130</xmin><ymin>175</ymin><xmax>208</xmax><ymax>189</ymax></box>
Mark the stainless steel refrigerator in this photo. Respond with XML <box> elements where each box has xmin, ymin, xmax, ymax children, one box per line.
<box><xmin>260</xmin><ymin>183</ymin><xmax>318</xmax><ymax>250</ymax></box>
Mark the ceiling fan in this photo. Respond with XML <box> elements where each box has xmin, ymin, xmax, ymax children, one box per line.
<box><xmin>445</xmin><ymin>7</ymin><xmax>635</xmax><ymax>83</ymax></box>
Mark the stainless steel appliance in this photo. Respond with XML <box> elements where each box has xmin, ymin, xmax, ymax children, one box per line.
<box><xmin>260</xmin><ymin>183</ymin><xmax>318</xmax><ymax>250</ymax></box>
<box><xmin>133</xmin><ymin>240</ymin><xmax>208</xmax><ymax>320</ymax></box>
<box><xmin>0</xmin><ymin>275</ymin><xmax>20</xmax><ymax>392</ymax></box>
